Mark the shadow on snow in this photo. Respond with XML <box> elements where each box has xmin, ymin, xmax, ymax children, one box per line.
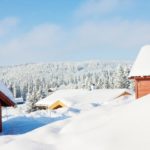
<box><xmin>2</xmin><ymin>115</ymin><xmax>69</xmax><ymax>135</ymax></box>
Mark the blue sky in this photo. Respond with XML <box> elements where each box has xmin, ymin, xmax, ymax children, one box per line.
<box><xmin>0</xmin><ymin>0</ymin><xmax>150</xmax><ymax>65</ymax></box>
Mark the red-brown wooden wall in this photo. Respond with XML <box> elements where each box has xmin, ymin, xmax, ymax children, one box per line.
<box><xmin>135</xmin><ymin>78</ymin><xmax>150</xmax><ymax>99</ymax></box>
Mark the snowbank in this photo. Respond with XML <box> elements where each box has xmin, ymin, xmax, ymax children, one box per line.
<box><xmin>4</xmin><ymin>89</ymin><xmax>150</xmax><ymax>150</ymax></box>
<box><xmin>55</xmin><ymin>94</ymin><xmax>150</xmax><ymax>150</ymax></box>
<box><xmin>0</xmin><ymin>91</ymin><xmax>133</xmax><ymax>150</ymax></box>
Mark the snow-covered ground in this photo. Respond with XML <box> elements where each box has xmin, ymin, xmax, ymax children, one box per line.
<box><xmin>1</xmin><ymin>91</ymin><xmax>150</xmax><ymax>150</ymax></box>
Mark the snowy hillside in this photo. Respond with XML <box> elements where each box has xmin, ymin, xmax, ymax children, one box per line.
<box><xmin>0</xmin><ymin>61</ymin><xmax>132</xmax><ymax>101</ymax></box>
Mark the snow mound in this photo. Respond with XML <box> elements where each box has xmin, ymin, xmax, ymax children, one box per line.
<box><xmin>1</xmin><ymin>88</ymin><xmax>143</xmax><ymax>150</ymax></box>
<box><xmin>129</xmin><ymin>45</ymin><xmax>150</xmax><ymax>77</ymax></box>
<box><xmin>55</xmin><ymin>94</ymin><xmax>150</xmax><ymax>150</ymax></box>
<box><xmin>0</xmin><ymin>138</ymin><xmax>55</xmax><ymax>150</ymax></box>
<box><xmin>36</xmin><ymin>89</ymin><xmax>131</xmax><ymax>108</ymax></box>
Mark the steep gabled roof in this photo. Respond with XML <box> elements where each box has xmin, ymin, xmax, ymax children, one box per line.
<box><xmin>0</xmin><ymin>82</ymin><xmax>15</xmax><ymax>107</ymax></box>
<box><xmin>129</xmin><ymin>45</ymin><xmax>150</xmax><ymax>78</ymax></box>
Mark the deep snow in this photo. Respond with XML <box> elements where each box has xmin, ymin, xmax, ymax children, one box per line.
<box><xmin>2</xmin><ymin>91</ymin><xmax>150</xmax><ymax>150</ymax></box>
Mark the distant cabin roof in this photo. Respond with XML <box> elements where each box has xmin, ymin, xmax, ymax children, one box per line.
<box><xmin>0</xmin><ymin>82</ymin><xmax>15</xmax><ymax>106</ymax></box>
<box><xmin>15</xmin><ymin>97</ymin><xmax>24</xmax><ymax>104</ymax></box>
<box><xmin>129</xmin><ymin>45</ymin><xmax>150</xmax><ymax>78</ymax></box>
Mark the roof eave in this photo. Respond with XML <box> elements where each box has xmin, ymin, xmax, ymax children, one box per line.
<box><xmin>0</xmin><ymin>91</ymin><xmax>15</xmax><ymax>107</ymax></box>
<box><xmin>128</xmin><ymin>76</ymin><xmax>150</xmax><ymax>80</ymax></box>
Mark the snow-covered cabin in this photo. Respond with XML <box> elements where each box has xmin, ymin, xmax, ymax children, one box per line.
<box><xmin>129</xmin><ymin>45</ymin><xmax>150</xmax><ymax>99</ymax></box>
<box><xmin>35</xmin><ymin>89</ymin><xmax>131</xmax><ymax>110</ymax></box>
<box><xmin>15</xmin><ymin>97</ymin><xmax>24</xmax><ymax>104</ymax></box>
<box><xmin>0</xmin><ymin>82</ymin><xmax>15</xmax><ymax>132</ymax></box>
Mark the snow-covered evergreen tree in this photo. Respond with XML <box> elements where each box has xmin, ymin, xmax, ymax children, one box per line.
<box><xmin>114</xmin><ymin>65</ymin><xmax>130</xmax><ymax>89</ymax></box>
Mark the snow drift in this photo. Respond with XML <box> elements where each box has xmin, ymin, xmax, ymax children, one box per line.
<box><xmin>1</xmin><ymin>93</ymin><xmax>150</xmax><ymax>149</ymax></box>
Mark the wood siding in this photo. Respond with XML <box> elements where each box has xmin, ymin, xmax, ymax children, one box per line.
<box><xmin>49</xmin><ymin>100</ymin><xmax>66</xmax><ymax>110</ymax></box>
<box><xmin>0</xmin><ymin>103</ymin><xmax>1</xmax><ymax>132</ymax></box>
<box><xmin>135</xmin><ymin>78</ymin><xmax>150</xmax><ymax>99</ymax></box>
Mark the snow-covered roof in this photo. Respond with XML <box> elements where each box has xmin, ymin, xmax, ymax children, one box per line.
<box><xmin>15</xmin><ymin>97</ymin><xmax>24</xmax><ymax>104</ymax></box>
<box><xmin>0</xmin><ymin>82</ymin><xmax>15</xmax><ymax>103</ymax></box>
<box><xmin>129</xmin><ymin>45</ymin><xmax>150</xmax><ymax>77</ymax></box>
<box><xmin>36</xmin><ymin>89</ymin><xmax>131</xmax><ymax>108</ymax></box>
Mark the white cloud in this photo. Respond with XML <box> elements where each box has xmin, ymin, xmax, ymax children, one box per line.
<box><xmin>68</xmin><ymin>20</ymin><xmax>150</xmax><ymax>50</ymax></box>
<box><xmin>1</xmin><ymin>20</ymin><xmax>150</xmax><ymax>63</ymax></box>
<box><xmin>0</xmin><ymin>17</ymin><xmax>18</xmax><ymax>37</ymax></box>
<box><xmin>75</xmin><ymin>0</ymin><xmax>133</xmax><ymax>18</ymax></box>
<box><xmin>0</xmin><ymin>23</ymin><xmax>67</xmax><ymax>64</ymax></box>
<box><xmin>0</xmin><ymin>3</ymin><xmax>150</xmax><ymax>65</ymax></box>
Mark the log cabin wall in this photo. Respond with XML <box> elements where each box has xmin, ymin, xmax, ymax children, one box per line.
<box><xmin>135</xmin><ymin>78</ymin><xmax>150</xmax><ymax>99</ymax></box>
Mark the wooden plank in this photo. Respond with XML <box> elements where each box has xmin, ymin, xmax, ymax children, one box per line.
<box><xmin>130</xmin><ymin>76</ymin><xmax>150</xmax><ymax>80</ymax></box>
<box><xmin>135</xmin><ymin>79</ymin><xmax>139</xmax><ymax>99</ymax></box>
<box><xmin>136</xmin><ymin>79</ymin><xmax>150</xmax><ymax>99</ymax></box>
<box><xmin>0</xmin><ymin>103</ymin><xmax>2</xmax><ymax>132</ymax></box>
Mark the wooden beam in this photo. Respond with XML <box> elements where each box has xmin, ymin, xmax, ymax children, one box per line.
<box><xmin>129</xmin><ymin>76</ymin><xmax>150</xmax><ymax>80</ymax></box>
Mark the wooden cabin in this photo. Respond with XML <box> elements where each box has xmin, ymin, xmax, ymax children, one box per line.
<box><xmin>36</xmin><ymin>100</ymin><xmax>66</xmax><ymax>110</ymax></box>
<box><xmin>36</xmin><ymin>89</ymin><xmax>131</xmax><ymax>110</ymax></box>
<box><xmin>0</xmin><ymin>83</ymin><xmax>15</xmax><ymax>132</ymax></box>
<box><xmin>129</xmin><ymin>45</ymin><xmax>150</xmax><ymax>99</ymax></box>
<box><xmin>15</xmin><ymin>97</ymin><xmax>24</xmax><ymax>104</ymax></box>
